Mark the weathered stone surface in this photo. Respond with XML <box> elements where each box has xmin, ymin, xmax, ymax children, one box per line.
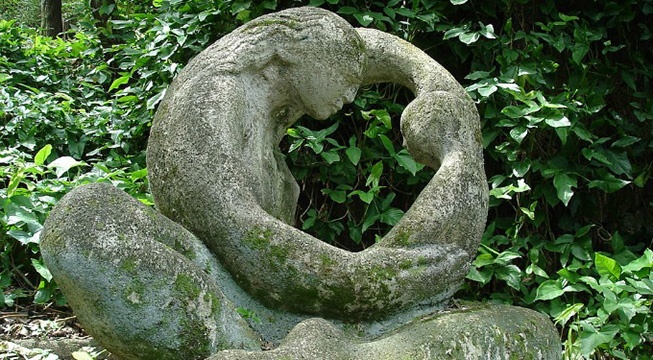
<box><xmin>39</xmin><ymin>6</ymin><xmax>561</xmax><ymax>360</ymax></box>
<box><xmin>209</xmin><ymin>303</ymin><xmax>561</xmax><ymax>360</ymax></box>
<box><xmin>147</xmin><ymin>6</ymin><xmax>487</xmax><ymax>321</ymax></box>
<box><xmin>40</xmin><ymin>183</ymin><xmax>260</xmax><ymax>360</ymax></box>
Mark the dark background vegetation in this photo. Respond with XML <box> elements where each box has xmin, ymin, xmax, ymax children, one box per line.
<box><xmin>1</xmin><ymin>0</ymin><xmax>652</xmax><ymax>358</ymax></box>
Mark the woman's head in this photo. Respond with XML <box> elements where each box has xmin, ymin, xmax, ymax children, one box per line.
<box><xmin>198</xmin><ymin>7</ymin><xmax>366</xmax><ymax>119</ymax></box>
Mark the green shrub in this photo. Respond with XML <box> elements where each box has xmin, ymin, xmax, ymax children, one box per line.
<box><xmin>1</xmin><ymin>1</ymin><xmax>652</xmax><ymax>358</ymax></box>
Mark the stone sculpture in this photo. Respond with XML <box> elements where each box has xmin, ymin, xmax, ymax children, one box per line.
<box><xmin>40</xmin><ymin>7</ymin><xmax>561</xmax><ymax>360</ymax></box>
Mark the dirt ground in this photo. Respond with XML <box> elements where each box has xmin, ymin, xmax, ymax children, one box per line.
<box><xmin>0</xmin><ymin>303</ymin><xmax>110</xmax><ymax>359</ymax></box>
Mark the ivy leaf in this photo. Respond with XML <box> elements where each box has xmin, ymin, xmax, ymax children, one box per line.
<box><xmin>379</xmin><ymin>208</ymin><xmax>404</xmax><ymax>226</ymax></box>
<box><xmin>345</xmin><ymin>146</ymin><xmax>361</xmax><ymax>165</ymax></box>
<box><xmin>611</xmin><ymin>136</ymin><xmax>640</xmax><ymax>148</ymax></box>
<box><xmin>466</xmin><ymin>267</ymin><xmax>492</xmax><ymax>284</ymax></box>
<box><xmin>47</xmin><ymin>156</ymin><xmax>85</xmax><ymax>178</ymax></box>
<box><xmin>379</xmin><ymin>134</ymin><xmax>395</xmax><ymax>156</ymax></box>
<box><xmin>7</xmin><ymin>230</ymin><xmax>40</xmax><ymax>245</ymax></box>
<box><xmin>494</xmin><ymin>251</ymin><xmax>521</xmax><ymax>265</ymax></box>
<box><xmin>395</xmin><ymin>150</ymin><xmax>419</xmax><ymax>176</ymax></box>
<box><xmin>479</xmin><ymin>23</ymin><xmax>496</xmax><ymax>39</ymax></box>
<box><xmin>545</xmin><ymin>115</ymin><xmax>571</xmax><ymax>128</ymax></box>
<box><xmin>554</xmin><ymin>303</ymin><xmax>584</xmax><ymax>326</ymax></box>
<box><xmin>595</xmin><ymin>149</ymin><xmax>632</xmax><ymax>176</ymax></box>
<box><xmin>109</xmin><ymin>74</ymin><xmax>130</xmax><ymax>91</ymax></box>
<box><xmin>443</xmin><ymin>27</ymin><xmax>466</xmax><ymax>40</ymax></box>
<box><xmin>495</xmin><ymin>264</ymin><xmax>522</xmax><ymax>290</ymax></box>
<box><xmin>588</xmin><ymin>172</ymin><xmax>630</xmax><ymax>193</ymax></box>
<box><xmin>622</xmin><ymin>249</ymin><xmax>653</xmax><ymax>273</ymax></box>
<box><xmin>366</xmin><ymin>161</ymin><xmax>383</xmax><ymax>187</ymax></box>
<box><xmin>361</xmin><ymin>214</ymin><xmax>380</xmax><ymax>233</ymax></box>
<box><xmin>72</xmin><ymin>352</ymin><xmax>95</xmax><ymax>360</ymax></box>
<box><xmin>595</xmin><ymin>253</ymin><xmax>622</xmax><ymax>279</ymax></box>
<box><xmin>572</xmin><ymin>43</ymin><xmax>590</xmax><ymax>65</ymax></box>
<box><xmin>477</xmin><ymin>84</ymin><xmax>498</xmax><ymax>97</ymax></box>
<box><xmin>147</xmin><ymin>89</ymin><xmax>166</xmax><ymax>110</ymax></box>
<box><xmin>337</xmin><ymin>6</ymin><xmax>357</xmax><ymax>15</ymax></box>
<box><xmin>535</xmin><ymin>280</ymin><xmax>565</xmax><ymax>301</ymax></box>
<box><xmin>579</xmin><ymin>324</ymin><xmax>620</xmax><ymax>356</ymax></box>
<box><xmin>31</xmin><ymin>258</ymin><xmax>53</xmax><ymax>282</ymax></box>
<box><xmin>459</xmin><ymin>32</ymin><xmax>480</xmax><ymax>44</ymax></box>
<box><xmin>395</xmin><ymin>8</ymin><xmax>415</xmax><ymax>18</ymax></box>
<box><xmin>553</xmin><ymin>173</ymin><xmax>577</xmax><ymax>206</ymax></box>
<box><xmin>322</xmin><ymin>188</ymin><xmax>347</xmax><ymax>204</ymax></box>
<box><xmin>353</xmin><ymin>13</ymin><xmax>374</xmax><ymax>26</ymax></box>
<box><xmin>510</xmin><ymin>126</ymin><xmax>528</xmax><ymax>144</ymax></box>
<box><xmin>34</xmin><ymin>144</ymin><xmax>52</xmax><ymax>166</ymax></box>
<box><xmin>350</xmin><ymin>190</ymin><xmax>374</xmax><ymax>204</ymax></box>
<box><xmin>321</xmin><ymin>151</ymin><xmax>340</xmax><ymax>164</ymax></box>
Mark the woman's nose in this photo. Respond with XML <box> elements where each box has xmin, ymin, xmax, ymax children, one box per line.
<box><xmin>344</xmin><ymin>87</ymin><xmax>358</xmax><ymax>103</ymax></box>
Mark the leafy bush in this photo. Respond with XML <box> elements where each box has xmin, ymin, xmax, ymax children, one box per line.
<box><xmin>0</xmin><ymin>19</ymin><xmax>149</xmax><ymax>307</ymax></box>
<box><xmin>285</xmin><ymin>86</ymin><xmax>431</xmax><ymax>250</ymax></box>
<box><xmin>1</xmin><ymin>0</ymin><xmax>652</xmax><ymax>358</ymax></box>
<box><xmin>0</xmin><ymin>0</ymin><xmax>41</xmax><ymax>28</ymax></box>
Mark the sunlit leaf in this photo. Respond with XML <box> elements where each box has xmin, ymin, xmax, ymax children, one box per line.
<box><xmin>595</xmin><ymin>253</ymin><xmax>622</xmax><ymax>279</ymax></box>
<box><xmin>554</xmin><ymin>303</ymin><xmax>583</xmax><ymax>326</ymax></box>
<box><xmin>109</xmin><ymin>74</ymin><xmax>130</xmax><ymax>91</ymax></box>
<box><xmin>545</xmin><ymin>115</ymin><xmax>571</xmax><ymax>128</ymax></box>
<box><xmin>459</xmin><ymin>32</ymin><xmax>480</xmax><ymax>44</ymax></box>
<box><xmin>72</xmin><ymin>351</ymin><xmax>95</xmax><ymax>360</ymax></box>
<box><xmin>34</xmin><ymin>144</ymin><xmax>52</xmax><ymax>166</ymax></box>
<box><xmin>47</xmin><ymin>156</ymin><xmax>85</xmax><ymax>177</ymax></box>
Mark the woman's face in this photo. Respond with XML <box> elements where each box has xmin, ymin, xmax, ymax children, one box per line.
<box><xmin>288</xmin><ymin>50</ymin><xmax>363</xmax><ymax>120</ymax></box>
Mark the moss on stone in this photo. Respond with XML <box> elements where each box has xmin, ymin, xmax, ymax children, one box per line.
<box><xmin>122</xmin><ymin>279</ymin><xmax>145</xmax><ymax>307</ymax></box>
<box><xmin>172</xmin><ymin>238</ymin><xmax>197</xmax><ymax>260</ymax></box>
<box><xmin>391</xmin><ymin>230</ymin><xmax>412</xmax><ymax>247</ymax></box>
<box><xmin>174</xmin><ymin>273</ymin><xmax>201</xmax><ymax>299</ymax></box>
<box><xmin>408</xmin><ymin>265</ymin><xmax>427</xmax><ymax>277</ymax></box>
<box><xmin>120</xmin><ymin>256</ymin><xmax>138</xmax><ymax>274</ymax></box>
<box><xmin>269</xmin><ymin>244</ymin><xmax>289</xmax><ymax>263</ymax></box>
<box><xmin>244</xmin><ymin>227</ymin><xmax>273</xmax><ymax>250</ymax></box>
<box><xmin>369</xmin><ymin>264</ymin><xmax>398</xmax><ymax>281</ymax></box>
<box><xmin>320</xmin><ymin>253</ymin><xmax>336</xmax><ymax>267</ymax></box>
<box><xmin>178</xmin><ymin>316</ymin><xmax>211</xmax><ymax>356</ymax></box>
<box><xmin>417</xmin><ymin>256</ymin><xmax>429</xmax><ymax>266</ymax></box>
<box><xmin>323</xmin><ymin>283</ymin><xmax>357</xmax><ymax>312</ymax></box>
<box><xmin>204</xmin><ymin>291</ymin><xmax>222</xmax><ymax>316</ymax></box>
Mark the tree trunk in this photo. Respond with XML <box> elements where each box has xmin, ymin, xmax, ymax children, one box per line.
<box><xmin>41</xmin><ymin>0</ymin><xmax>63</xmax><ymax>37</ymax></box>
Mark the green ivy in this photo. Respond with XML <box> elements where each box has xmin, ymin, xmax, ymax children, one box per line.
<box><xmin>1</xmin><ymin>1</ymin><xmax>652</xmax><ymax>358</ymax></box>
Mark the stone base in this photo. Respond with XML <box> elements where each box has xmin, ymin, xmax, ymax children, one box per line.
<box><xmin>211</xmin><ymin>302</ymin><xmax>561</xmax><ymax>360</ymax></box>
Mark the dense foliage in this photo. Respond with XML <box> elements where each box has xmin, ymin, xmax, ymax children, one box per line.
<box><xmin>1</xmin><ymin>0</ymin><xmax>652</xmax><ymax>358</ymax></box>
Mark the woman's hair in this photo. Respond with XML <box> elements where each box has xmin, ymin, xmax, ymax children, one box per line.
<box><xmin>183</xmin><ymin>7</ymin><xmax>366</xmax><ymax>75</ymax></box>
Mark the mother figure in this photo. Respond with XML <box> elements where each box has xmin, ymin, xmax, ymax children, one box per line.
<box><xmin>148</xmin><ymin>5</ymin><xmax>486</xmax><ymax>318</ymax></box>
